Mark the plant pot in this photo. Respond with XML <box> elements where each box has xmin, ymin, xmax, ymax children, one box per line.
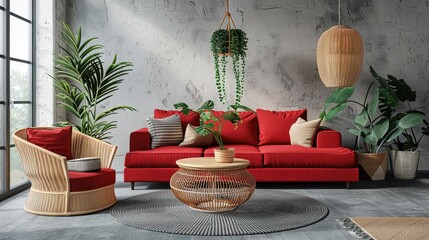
<box><xmin>214</xmin><ymin>148</ymin><xmax>235</xmax><ymax>163</ymax></box>
<box><xmin>356</xmin><ymin>152</ymin><xmax>388</xmax><ymax>181</ymax></box>
<box><xmin>391</xmin><ymin>150</ymin><xmax>420</xmax><ymax>179</ymax></box>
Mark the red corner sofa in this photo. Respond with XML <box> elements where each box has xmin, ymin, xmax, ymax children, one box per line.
<box><xmin>124</xmin><ymin>109</ymin><xmax>358</xmax><ymax>189</ymax></box>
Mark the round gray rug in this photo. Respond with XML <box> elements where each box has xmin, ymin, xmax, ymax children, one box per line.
<box><xmin>111</xmin><ymin>189</ymin><xmax>329</xmax><ymax>236</ymax></box>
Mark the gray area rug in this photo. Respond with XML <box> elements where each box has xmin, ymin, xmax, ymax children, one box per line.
<box><xmin>110</xmin><ymin>189</ymin><xmax>329</xmax><ymax>236</ymax></box>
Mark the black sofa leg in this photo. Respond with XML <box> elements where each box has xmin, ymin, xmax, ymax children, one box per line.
<box><xmin>131</xmin><ymin>182</ymin><xmax>135</xmax><ymax>190</ymax></box>
<box><xmin>346</xmin><ymin>182</ymin><xmax>350</xmax><ymax>189</ymax></box>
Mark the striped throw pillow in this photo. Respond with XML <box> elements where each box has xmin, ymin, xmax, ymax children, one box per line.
<box><xmin>147</xmin><ymin>114</ymin><xmax>183</xmax><ymax>149</ymax></box>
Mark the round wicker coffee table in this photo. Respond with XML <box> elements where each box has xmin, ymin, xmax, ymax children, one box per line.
<box><xmin>170</xmin><ymin>157</ymin><xmax>256</xmax><ymax>212</ymax></box>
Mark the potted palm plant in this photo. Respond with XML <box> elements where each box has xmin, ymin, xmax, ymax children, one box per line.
<box><xmin>320</xmin><ymin>66</ymin><xmax>425</xmax><ymax>180</ymax></box>
<box><xmin>53</xmin><ymin>22</ymin><xmax>136</xmax><ymax>140</ymax></box>
<box><xmin>174</xmin><ymin>100</ymin><xmax>253</xmax><ymax>163</ymax></box>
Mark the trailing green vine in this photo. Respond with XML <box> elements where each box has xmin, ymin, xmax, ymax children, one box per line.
<box><xmin>211</xmin><ymin>29</ymin><xmax>248</xmax><ymax>105</ymax></box>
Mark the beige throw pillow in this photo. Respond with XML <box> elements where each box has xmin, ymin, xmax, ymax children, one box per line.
<box><xmin>179</xmin><ymin>124</ymin><xmax>213</xmax><ymax>147</ymax></box>
<box><xmin>289</xmin><ymin>118</ymin><xmax>321</xmax><ymax>147</ymax></box>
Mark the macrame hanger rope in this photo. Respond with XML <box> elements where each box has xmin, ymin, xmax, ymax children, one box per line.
<box><xmin>218</xmin><ymin>0</ymin><xmax>237</xmax><ymax>30</ymax></box>
<box><xmin>338</xmin><ymin>0</ymin><xmax>341</xmax><ymax>25</ymax></box>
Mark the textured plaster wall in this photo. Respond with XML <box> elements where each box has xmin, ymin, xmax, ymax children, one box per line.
<box><xmin>36</xmin><ymin>0</ymin><xmax>67</xmax><ymax>126</ymax></box>
<box><xmin>65</xmin><ymin>0</ymin><xmax>429</xmax><ymax>168</ymax></box>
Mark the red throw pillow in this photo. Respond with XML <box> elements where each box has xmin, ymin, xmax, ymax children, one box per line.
<box><xmin>257</xmin><ymin>109</ymin><xmax>307</xmax><ymax>145</ymax></box>
<box><xmin>27</xmin><ymin>126</ymin><xmax>73</xmax><ymax>160</ymax></box>
<box><xmin>212</xmin><ymin>111</ymin><xmax>259</xmax><ymax>145</ymax></box>
<box><xmin>154</xmin><ymin>109</ymin><xmax>200</xmax><ymax>132</ymax></box>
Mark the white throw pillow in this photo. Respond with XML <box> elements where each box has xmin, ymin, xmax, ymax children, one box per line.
<box><xmin>289</xmin><ymin>118</ymin><xmax>321</xmax><ymax>147</ymax></box>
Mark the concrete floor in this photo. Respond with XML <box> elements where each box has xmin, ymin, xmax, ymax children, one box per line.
<box><xmin>1</xmin><ymin>158</ymin><xmax>429</xmax><ymax>240</ymax></box>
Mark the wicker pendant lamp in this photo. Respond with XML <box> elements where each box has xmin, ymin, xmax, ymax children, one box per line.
<box><xmin>316</xmin><ymin>0</ymin><xmax>363</xmax><ymax>87</ymax></box>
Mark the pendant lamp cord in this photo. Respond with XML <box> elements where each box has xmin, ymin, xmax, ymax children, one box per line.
<box><xmin>338</xmin><ymin>0</ymin><xmax>341</xmax><ymax>25</ymax></box>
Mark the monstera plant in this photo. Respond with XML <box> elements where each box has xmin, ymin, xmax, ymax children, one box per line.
<box><xmin>53</xmin><ymin>22</ymin><xmax>136</xmax><ymax>140</ymax></box>
<box><xmin>175</xmin><ymin>100</ymin><xmax>253</xmax><ymax>163</ymax></box>
<box><xmin>320</xmin><ymin>66</ymin><xmax>424</xmax><ymax>180</ymax></box>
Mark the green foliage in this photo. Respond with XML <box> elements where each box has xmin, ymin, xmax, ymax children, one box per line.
<box><xmin>53</xmin><ymin>22</ymin><xmax>136</xmax><ymax>140</ymax></box>
<box><xmin>320</xmin><ymin>66</ymin><xmax>425</xmax><ymax>153</ymax></box>
<box><xmin>174</xmin><ymin>100</ymin><xmax>254</xmax><ymax>150</ymax></box>
<box><xmin>211</xmin><ymin>29</ymin><xmax>248</xmax><ymax>105</ymax></box>
<box><xmin>320</xmin><ymin>87</ymin><xmax>354</xmax><ymax>121</ymax></box>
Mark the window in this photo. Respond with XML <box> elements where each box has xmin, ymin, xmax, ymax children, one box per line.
<box><xmin>0</xmin><ymin>0</ymin><xmax>34</xmax><ymax>200</ymax></box>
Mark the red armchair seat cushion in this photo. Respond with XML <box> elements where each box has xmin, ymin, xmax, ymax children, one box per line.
<box><xmin>259</xmin><ymin>145</ymin><xmax>355</xmax><ymax>168</ymax></box>
<box><xmin>257</xmin><ymin>109</ymin><xmax>307</xmax><ymax>146</ymax></box>
<box><xmin>154</xmin><ymin>109</ymin><xmax>200</xmax><ymax>133</ymax></box>
<box><xmin>125</xmin><ymin>146</ymin><xmax>204</xmax><ymax>168</ymax></box>
<box><xmin>211</xmin><ymin>111</ymin><xmax>259</xmax><ymax>146</ymax></box>
<box><xmin>68</xmin><ymin>168</ymin><xmax>116</xmax><ymax>192</ymax></box>
<box><xmin>204</xmin><ymin>145</ymin><xmax>263</xmax><ymax>168</ymax></box>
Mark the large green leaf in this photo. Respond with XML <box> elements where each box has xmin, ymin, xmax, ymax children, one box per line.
<box><xmin>321</xmin><ymin>87</ymin><xmax>354</xmax><ymax>120</ymax></box>
<box><xmin>373</xmin><ymin>118</ymin><xmax>389</xmax><ymax>139</ymax></box>
<box><xmin>195</xmin><ymin>125</ymin><xmax>213</xmax><ymax>136</ymax></box>
<box><xmin>422</xmin><ymin>119</ymin><xmax>429</xmax><ymax>136</ymax></box>
<box><xmin>355</xmin><ymin>122</ymin><xmax>370</xmax><ymax>135</ymax></box>
<box><xmin>325</xmin><ymin>102</ymin><xmax>347</xmax><ymax>121</ymax></box>
<box><xmin>364</xmin><ymin>130</ymin><xmax>379</xmax><ymax>147</ymax></box>
<box><xmin>324</xmin><ymin>87</ymin><xmax>354</xmax><ymax>108</ymax></box>
<box><xmin>385</xmin><ymin>127</ymin><xmax>404</xmax><ymax>143</ymax></box>
<box><xmin>367</xmin><ymin>88</ymin><xmax>379</xmax><ymax>117</ymax></box>
<box><xmin>174</xmin><ymin>102</ymin><xmax>191</xmax><ymax>114</ymax></box>
<box><xmin>378</xmin><ymin>85</ymin><xmax>398</xmax><ymax>118</ymax></box>
<box><xmin>197</xmin><ymin>100</ymin><xmax>215</xmax><ymax>112</ymax></box>
<box><xmin>398</xmin><ymin>113</ymin><xmax>425</xmax><ymax>129</ymax></box>
<box><xmin>223</xmin><ymin>111</ymin><xmax>241</xmax><ymax>124</ymax></box>
<box><xmin>200</xmin><ymin>111</ymin><xmax>214</xmax><ymax>122</ymax></box>
<box><xmin>370</xmin><ymin>66</ymin><xmax>401</xmax><ymax>118</ymax></box>
<box><xmin>386</xmin><ymin>74</ymin><xmax>416</xmax><ymax>102</ymax></box>
<box><xmin>354</xmin><ymin>108</ymin><xmax>369</xmax><ymax>126</ymax></box>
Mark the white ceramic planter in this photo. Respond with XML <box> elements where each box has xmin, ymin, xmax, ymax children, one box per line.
<box><xmin>391</xmin><ymin>150</ymin><xmax>420</xmax><ymax>179</ymax></box>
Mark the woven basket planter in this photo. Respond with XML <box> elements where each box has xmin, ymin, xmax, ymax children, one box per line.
<box><xmin>214</xmin><ymin>148</ymin><xmax>235</xmax><ymax>163</ymax></box>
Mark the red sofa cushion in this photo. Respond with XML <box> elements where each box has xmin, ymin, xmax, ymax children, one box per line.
<box><xmin>316</xmin><ymin>129</ymin><xmax>342</xmax><ymax>148</ymax></box>
<box><xmin>257</xmin><ymin>109</ymin><xmax>307</xmax><ymax>145</ymax></box>
<box><xmin>154</xmin><ymin>109</ymin><xmax>200</xmax><ymax>132</ymax></box>
<box><xmin>211</xmin><ymin>111</ymin><xmax>258</xmax><ymax>145</ymax></box>
<box><xmin>68</xmin><ymin>168</ymin><xmax>115</xmax><ymax>192</ymax></box>
<box><xmin>204</xmin><ymin>145</ymin><xmax>263</xmax><ymax>168</ymax></box>
<box><xmin>125</xmin><ymin>146</ymin><xmax>204</xmax><ymax>168</ymax></box>
<box><xmin>259</xmin><ymin>145</ymin><xmax>355</xmax><ymax>168</ymax></box>
<box><xmin>27</xmin><ymin>126</ymin><xmax>73</xmax><ymax>160</ymax></box>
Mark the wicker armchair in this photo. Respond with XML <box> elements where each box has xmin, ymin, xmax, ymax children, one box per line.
<box><xmin>13</xmin><ymin>127</ymin><xmax>118</xmax><ymax>216</ymax></box>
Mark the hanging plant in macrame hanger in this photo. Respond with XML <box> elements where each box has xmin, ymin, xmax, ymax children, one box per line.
<box><xmin>210</xmin><ymin>0</ymin><xmax>248</xmax><ymax>105</ymax></box>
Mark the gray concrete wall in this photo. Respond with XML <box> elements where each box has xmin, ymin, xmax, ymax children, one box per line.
<box><xmin>64</xmin><ymin>0</ymin><xmax>429</xmax><ymax>168</ymax></box>
<box><xmin>36</xmin><ymin>0</ymin><xmax>67</xmax><ymax>126</ymax></box>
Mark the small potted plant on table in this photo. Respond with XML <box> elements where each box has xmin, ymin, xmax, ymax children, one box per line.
<box><xmin>174</xmin><ymin>100</ymin><xmax>253</xmax><ymax>163</ymax></box>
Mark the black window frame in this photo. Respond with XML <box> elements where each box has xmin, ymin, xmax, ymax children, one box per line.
<box><xmin>0</xmin><ymin>0</ymin><xmax>35</xmax><ymax>201</ymax></box>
